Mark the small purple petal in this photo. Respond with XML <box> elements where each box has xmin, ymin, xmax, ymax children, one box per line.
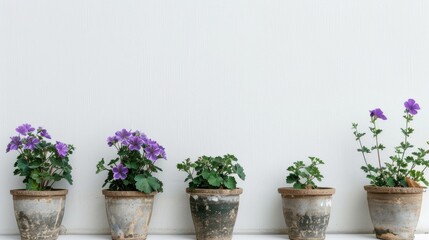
<box><xmin>39</xmin><ymin>127</ymin><xmax>51</xmax><ymax>139</ymax></box>
<box><xmin>107</xmin><ymin>136</ymin><xmax>119</xmax><ymax>147</ymax></box>
<box><xmin>112</xmin><ymin>163</ymin><xmax>128</xmax><ymax>180</ymax></box>
<box><xmin>16</xmin><ymin>124</ymin><xmax>35</xmax><ymax>136</ymax></box>
<box><xmin>404</xmin><ymin>98</ymin><xmax>420</xmax><ymax>115</ymax></box>
<box><xmin>127</xmin><ymin>136</ymin><xmax>144</xmax><ymax>151</ymax></box>
<box><xmin>369</xmin><ymin>108</ymin><xmax>387</xmax><ymax>120</ymax></box>
<box><xmin>55</xmin><ymin>141</ymin><xmax>68</xmax><ymax>158</ymax></box>
<box><xmin>115</xmin><ymin>129</ymin><xmax>132</xmax><ymax>141</ymax></box>
<box><xmin>24</xmin><ymin>136</ymin><xmax>40</xmax><ymax>150</ymax></box>
<box><xmin>7</xmin><ymin>136</ymin><xmax>22</xmax><ymax>152</ymax></box>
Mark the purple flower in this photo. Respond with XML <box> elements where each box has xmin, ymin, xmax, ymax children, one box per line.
<box><xmin>24</xmin><ymin>137</ymin><xmax>40</xmax><ymax>150</ymax></box>
<box><xmin>6</xmin><ymin>136</ymin><xmax>22</xmax><ymax>152</ymax></box>
<box><xmin>55</xmin><ymin>141</ymin><xmax>68</xmax><ymax>158</ymax></box>
<box><xmin>404</xmin><ymin>99</ymin><xmax>420</xmax><ymax>115</ymax></box>
<box><xmin>107</xmin><ymin>136</ymin><xmax>119</xmax><ymax>147</ymax></box>
<box><xmin>16</xmin><ymin>124</ymin><xmax>35</xmax><ymax>136</ymax></box>
<box><xmin>369</xmin><ymin>108</ymin><xmax>387</xmax><ymax>120</ymax></box>
<box><xmin>159</xmin><ymin>145</ymin><xmax>167</xmax><ymax>159</ymax></box>
<box><xmin>115</xmin><ymin>129</ymin><xmax>132</xmax><ymax>141</ymax></box>
<box><xmin>127</xmin><ymin>136</ymin><xmax>144</xmax><ymax>151</ymax></box>
<box><xmin>112</xmin><ymin>163</ymin><xmax>128</xmax><ymax>180</ymax></box>
<box><xmin>145</xmin><ymin>143</ymin><xmax>162</xmax><ymax>162</ymax></box>
<box><xmin>38</xmin><ymin>127</ymin><xmax>51</xmax><ymax>139</ymax></box>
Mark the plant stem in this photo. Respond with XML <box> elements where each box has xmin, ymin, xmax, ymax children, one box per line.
<box><xmin>373</xmin><ymin>121</ymin><xmax>384</xmax><ymax>173</ymax></box>
<box><xmin>398</xmin><ymin>113</ymin><xmax>410</xmax><ymax>176</ymax></box>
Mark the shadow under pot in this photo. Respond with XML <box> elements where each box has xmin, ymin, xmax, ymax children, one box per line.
<box><xmin>10</xmin><ymin>189</ymin><xmax>68</xmax><ymax>240</ymax></box>
<box><xmin>186</xmin><ymin>188</ymin><xmax>243</xmax><ymax>240</ymax></box>
<box><xmin>278</xmin><ymin>187</ymin><xmax>335</xmax><ymax>240</ymax></box>
<box><xmin>102</xmin><ymin>190</ymin><xmax>156</xmax><ymax>240</ymax></box>
<box><xmin>364</xmin><ymin>186</ymin><xmax>424</xmax><ymax>240</ymax></box>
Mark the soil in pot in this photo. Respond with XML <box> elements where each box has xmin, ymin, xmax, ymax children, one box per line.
<box><xmin>278</xmin><ymin>187</ymin><xmax>335</xmax><ymax>240</ymax></box>
<box><xmin>365</xmin><ymin>186</ymin><xmax>424</xmax><ymax>240</ymax></box>
<box><xmin>186</xmin><ymin>188</ymin><xmax>243</xmax><ymax>240</ymax></box>
<box><xmin>10</xmin><ymin>189</ymin><xmax>68</xmax><ymax>240</ymax></box>
<box><xmin>103</xmin><ymin>190</ymin><xmax>156</xmax><ymax>240</ymax></box>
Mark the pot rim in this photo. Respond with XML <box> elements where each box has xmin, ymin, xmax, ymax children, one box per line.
<box><xmin>10</xmin><ymin>189</ymin><xmax>68</xmax><ymax>196</ymax></box>
<box><xmin>278</xmin><ymin>187</ymin><xmax>335</xmax><ymax>196</ymax></box>
<box><xmin>102</xmin><ymin>189</ymin><xmax>157</xmax><ymax>197</ymax></box>
<box><xmin>364</xmin><ymin>185</ymin><xmax>424</xmax><ymax>194</ymax></box>
<box><xmin>186</xmin><ymin>188</ymin><xmax>243</xmax><ymax>195</ymax></box>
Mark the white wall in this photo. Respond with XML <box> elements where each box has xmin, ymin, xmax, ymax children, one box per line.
<box><xmin>1</xmin><ymin>0</ymin><xmax>429</xmax><ymax>234</ymax></box>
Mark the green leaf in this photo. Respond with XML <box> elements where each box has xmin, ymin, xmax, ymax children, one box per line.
<box><xmin>147</xmin><ymin>176</ymin><xmax>162</xmax><ymax>192</ymax></box>
<box><xmin>207</xmin><ymin>175</ymin><xmax>223</xmax><ymax>187</ymax></box>
<box><xmin>124</xmin><ymin>161</ymin><xmax>139</xmax><ymax>170</ymax></box>
<box><xmin>293</xmin><ymin>182</ymin><xmax>304</xmax><ymax>189</ymax></box>
<box><xmin>386</xmin><ymin>177</ymin><xmax>395</xmax><ymax>187</ymax></box>
<box><xmin>234</xmin><ymin>164</ymin><xmax>246</xmax><ymax>180</ymax></box>
<box><xmin>224</xmin><ymin>177</ymin><xmax>237</xmax><ymax>189</ymax></box>
<box><xmin>135</xmin><ymin>175</ymin><xmax>152</xmax><ymax>193</ymax></box>
<box><xmin>63</xmin><ymin>172</ymin><xmax>73</xmax><ymax>185</ymax></box>
<box><xmin>286</xmin><ymin>174</ymin><xmax>299</xmax><ymax>183</ymax></box>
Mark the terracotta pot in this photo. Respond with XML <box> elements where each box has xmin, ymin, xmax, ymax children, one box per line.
<box><xmin>10</xmin><ymin>189</ymin><xmax>68</xmax><ymax>240</ymax></box>
<box><xmin>278</xmin><ymin>187</ymin><xmax>335</xmax><ymax>240</ymax></box>
<box><xmin>364</xmin><ymin>186</ymin><xmax>424</xmax><ymax>240</ymax></box>
<box><xmin>102</xmin><ymin>190</ymin><xmax>156</xmax><ymax>240</ymax></box>
<box><xmin>186</xmin><ymin>188</ymin><xmax>243</xmax><ymax>240</ymax></box>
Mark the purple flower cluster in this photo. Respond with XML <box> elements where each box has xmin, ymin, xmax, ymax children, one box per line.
<box><xmin>6</xmin><ymin>123</ymin><xmax>69</xmax><ymax>158</ymax></box>
<box><xmin>106</xmin><ymin>129</ymin><xmax>167</xmax><ymax>162</ymax></box>
<box><xmin>370</xmin><ymin>98</ymin><xmax>421</xmax><ymax>120</ymax></box>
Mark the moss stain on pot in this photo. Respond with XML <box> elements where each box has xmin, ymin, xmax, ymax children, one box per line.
<box><xmin>187</xmin><ymin>188</ymin><xmax>242</xmax><ymax>240</ymax></box>
<box><xmin>278</xmin><ymin>188</ymin><xmax>335</xmax><ymax>240</ymax></box>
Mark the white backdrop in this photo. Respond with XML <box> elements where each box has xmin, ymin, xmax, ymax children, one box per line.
<box><xmin>1</xmin><ymin>0</ymin><xmax>429</xmax><ymax>235</ymax></box>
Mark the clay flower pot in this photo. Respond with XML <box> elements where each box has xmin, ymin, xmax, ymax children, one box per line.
<box><xmin>364</xmin><ymin>186</ymin><xmax>424</xmax><ymax>240</ymax></box>
<box><xmin>10</xmin><ymin>189</ymin><xmax>68</xmax><ymax>240</ymax></box>
<box><xmin>102</xmin><ymin>190</ymin><xmax>156</xmax><ymax>240</ymax></box>
<box><xmin>186</xmin><ymin>188</ymin><xmax>243</xmax><ymax>240</ymax></box>
<box><xmin>278</xmin><ymin>187</ymin><xmax>335</xmax><ymax>240</ymax></box>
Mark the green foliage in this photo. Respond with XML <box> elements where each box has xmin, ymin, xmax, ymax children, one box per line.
<box><xmin>286</xmin><ymin>157</ymin><xmax>324</xmax><ymax>189</ymax></box>
<box><xmin>96</xmin><ymin>131</ymin><xmax>165</xmax><ymax>194</ymax></box>
<box><xmin>177</xmin><ymin>154</ymin><xmax>246</xmax><ymax>190</ymax></box>
<box><xmin>352</xmin><ymin>110</ymin><xmax>429</xmax><ymax>187</ymax></box>
<box><xmin>96</xmin><ymin>146</ymin><xmax>163</xmax><ymax>194</ymax></box>
<box><xmin>11</xmin><ymin>130</ymin><xmax>74</xmax><ymax>191</ymax></box>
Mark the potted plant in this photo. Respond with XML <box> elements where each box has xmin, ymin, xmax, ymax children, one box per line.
<box><xmin>352</xmin><ymin>98</ymin><xmax>429</xmax><ymax>240</ymax></box>
<box><xmin>278</xmin><ymin>157</ymin><xmax>335</xmax><ymax>240</ymax></box>
<box><xmin>177</xmin><ymin>154</ymin><xmax>246</xmax><ymax>240</ymax></box>
<box><xmin>96</xmin><ymin>129</ymin><xmax>166</xmax><ymax>240</ymax></box>
<box><xmin>6</xmin><ymin>123</ymin><xmax>74</xmax><ymax>240</ymax></box>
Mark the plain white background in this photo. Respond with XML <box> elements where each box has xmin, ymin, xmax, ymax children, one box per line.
<box><xmin>1</xmin><ymin>0</ymin><xmax>429</xmax><ymax>235</ymax></box>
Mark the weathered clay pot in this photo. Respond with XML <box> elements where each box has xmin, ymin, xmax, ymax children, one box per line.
<box><xmin>102</xmin><ymin>190</ymin><xmax>156</xmax><ymax>240</ymax></box>
<box><xmin>278</xmin><ymin>187</ymin><xmax>335</xmax><ymax>240</ymax></box>
<box><xmin>364</xmin><ymin>186</ymin><xmax>424</xmax><ymax>240</ymax></box>
<box><xmin>10</xmin><ymin>189</ymin><xmax>68</xmax><ymax>240</ymax></box>
<box><xmin>186</xmin><ymin>188</ymin><xmax>243</xmax><ymax>240</ymax></box>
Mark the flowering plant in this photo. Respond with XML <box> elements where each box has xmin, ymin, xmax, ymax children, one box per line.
<box><xmin>177</xmin><ymin>154</ymin><xmax>245</xmax><ymax>190</ymax></box>
<box><xmin>96</xmin><ymin>129</ymin><xmax>166</xmax><ymax>194</ymax></box>
<box><xmin>352</xmin><ymin>99</ymin><xmax>429</xmax><ymax>187</ymax></box>
<box><xmin>286</xmin><ymin>157</ymin><xmax>324</xmax><ymax>189</ymax></box>
<box><xmin>6</xmin><ymin>124</ymin><xmax>74</xmax><ymax>191</ymax></box>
